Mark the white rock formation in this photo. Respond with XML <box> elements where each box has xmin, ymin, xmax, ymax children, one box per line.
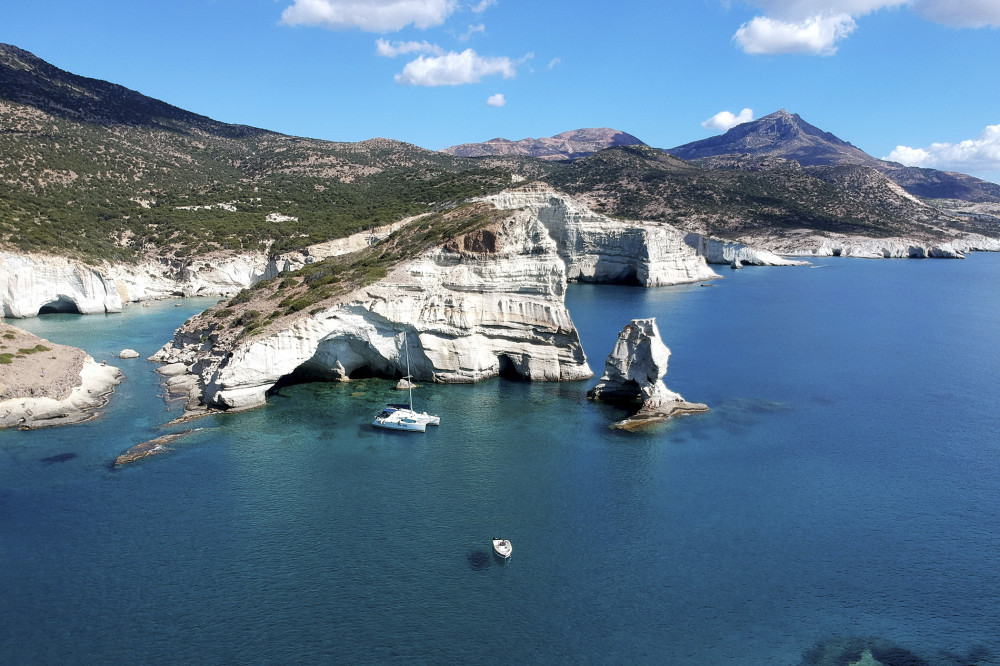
<box><xmin>0</xmin><ymin>358</ymin><xmax>122</xmax><ymax>429</ymax></box>
<box><xmin>948</xmin><ymin>235</ymin><xmax>1000</xmax><ymax>253</ymax></box>
<box><xmin>684</xmin><ymin>233</ymin><xmax>810</xmax><ymax>266</ymax></box>
<box><xmin>750</xmin><ymin>233</ymin><xmax>968</xmax><ymax>259</ymax></box>
<box><xmin>153</xmin><ymin>209</ymin><xmax>594</xmax><ymax>412</ymax></box>
<box><xmin>0</xmin><ymin>250</ymin><xmax>272</xmax><ymax>318</ymax></box>
<box><xmin>0</xmin><ymin>253</ymin><xmax>123</xmax><ymax>317</ymax></box>
<box><xmin>587</xmin><ymin>317</ymin><xmax>707</xmax><ymax>430</ymax></box>
<box><xmin>118</xmin><ymin>349</ymin><xmax>140</xmax><ymax>359</ymax></box>
<box><xmin>480</xmin><ymin>186</ymin><xmax>720</xmax><ymax>286</ymax></box>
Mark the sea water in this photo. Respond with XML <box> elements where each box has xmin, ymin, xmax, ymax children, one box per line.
<box><xmin>2</xmin><ymin>257</ymin><xmax>1000</xmax><ymax>664</ymax></box>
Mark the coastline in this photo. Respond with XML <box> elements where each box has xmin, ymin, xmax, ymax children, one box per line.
<box><xmin>0</xmin><ymin>323</ymin><xmax>122</xmax><ymax>429</ymax></box>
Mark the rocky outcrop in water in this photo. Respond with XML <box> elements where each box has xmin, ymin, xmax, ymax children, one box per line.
<box><xmin>587</xmin><ymin>317</ymin><xmax>708</xmax><ymax>430</ymax></box>
<box><xmin>114</xmin><ymin>430</ymin><xmax>194</xmax><ymax>466</ymax></box>
<box><xmin>152</xmin><ymin>206</ymin><xmax>595</xmax><ymax>414</ymax></box>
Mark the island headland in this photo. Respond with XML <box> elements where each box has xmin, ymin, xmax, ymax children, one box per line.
<box><xmin>0</xmin><ymin>323</ymin><xmax>122</xmax><ymax>429</ymax></box>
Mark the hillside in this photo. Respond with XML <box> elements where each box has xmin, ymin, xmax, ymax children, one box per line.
<box><xmin>667</xmin><ymin>109</ymin><xmax>1000</xmax><ymax>203</ymax></box>
<box><xmin>2</xmin><ymin>44</ymin><xmax>999</xmax><ymax>267</ymax></box>
<box><xmin>545</xmin><ymin>145</ymin><xmax>966</xmax><ymax>242</ymax></box>
<box><xmin>0</xmin><ymin>44</ymin><xmax>543</xmax><ymax>262</ymax></box>
<box><xmin>442</xmin><ymin>128</ymin><xmax>645</xmax><ymax>161</ymax></box>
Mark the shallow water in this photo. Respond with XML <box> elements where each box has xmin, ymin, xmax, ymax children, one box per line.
<box><xmin>2</xmin><ymin>257</ymin><xmax>1000</xmax><ymax>664</ymax></box>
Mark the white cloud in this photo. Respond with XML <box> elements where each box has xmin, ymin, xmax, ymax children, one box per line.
<box><xmin>486</xmin><ymin>93</ymin><xmax>506</xmax><ymax>107</ymax></box>
<box><xmin>459</xmin><ymin>23</ymin><xmax>486</xmax><ymax>41</ymax></box>
<box><xmin>702</xmin><ymin>108</ymin><xmax>755</xmax><ymax>131</ymax></box>
<box><xmin>734</xmin><ymin>1</ymin><xmax>999</xmax><ymax>55</ymax></box>
<box><xmin>281</xmin><ymin>0</ymin><xmax>457</xmax><ymax>32</ymax></box>
<box><xmin>885</xmin><ymin>145</ymin><xmax>934</xmax><ymax>166</ymax></box>
<box><xmin>909</xmin><ymin>0</ymin><xmax>1000</xmax><ymax>27</ymax></box>
<box><xmin>375</xmin><ymin>38</ymin><xmax>445</xmax><ymax>57</ymax></box>
<box><xmin>884</xmin><ymin>124</ymin><xmax>1000</xmax><ymax>176</ymax></box>
<box><xmin>733</xmin><ymin>13</ymin><xmax>857</xmax><ymax>55</ymax></box>
<box><xmin>471</xmin><ymin>0</ymin><xmax>496</xmax><ymax>12</ymax></box>
<box><xmin>742</xmin><ymin>0</ymin><xmax>905</xmax><ymax>21</ymax></box>
<box><xmin>394</xmin><ymin>48</ymin><xmax>519</xmax><ymax>86</ymax></box>
<box><xmin>548</xmin><ymin>57</ymin><xmax>561</xmax><ymax>69</ymax></box>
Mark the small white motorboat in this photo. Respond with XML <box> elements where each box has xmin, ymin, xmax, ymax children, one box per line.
<box><xmin>492</xmin><ymin>538</ymin><xmax>512</xmax><ymax>560</ymax></box>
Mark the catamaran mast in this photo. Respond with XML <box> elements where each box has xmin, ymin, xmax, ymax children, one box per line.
<box><xmin>404</xmin><ymin>332</ymin><xmax>413</xmax><ymax>411</ymax></box>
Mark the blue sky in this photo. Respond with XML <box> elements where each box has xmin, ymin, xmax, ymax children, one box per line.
<box><xmin>3</xmin><ymin>0</ymin><xmax>1000</xmax><ymax>182</ymax></box>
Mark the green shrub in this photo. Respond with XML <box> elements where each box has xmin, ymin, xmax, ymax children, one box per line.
<box><xmin>18</xmin><ymin>345</ymin><xmax>50</xmax><ymax>355</ymax></box>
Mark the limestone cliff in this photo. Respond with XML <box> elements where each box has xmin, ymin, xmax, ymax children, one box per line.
<box><xmin>152</xmin><ymin>206</ymin><xmax>594</xmax><ymax>413</ymax></box>
<box><xmin>747</xmin><ymin>233</ymin><xmax>971</xmax><ymax>259</ymax></box>
<box><xmin>0</xmin><ymin>250</ymin><xmax>270</xmax><ymax>318</ymax></box>
<box><xmin>684</xmin><ymin>234</ymin><xmax>810</xmax><ymax>266</ymax></box>
<box><xmin>480</xmin><ymin>186</ymin><xmax>720</xmax><ymax>286</ymax></box>
<box><xmin>587</xmin><ymin>317</ymin><xmax>708</xmax><ymax>430</ymax></box>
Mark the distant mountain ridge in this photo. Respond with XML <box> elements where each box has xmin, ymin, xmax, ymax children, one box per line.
<box><xmin>442</xmin><ymin>128</ymin><xmax>646</xmax><ymax>161</ymax></box>
<box><xmin>668</xmin><ymin>109</ymin><xmax>1000</xmax><ymax>203</ymax></box>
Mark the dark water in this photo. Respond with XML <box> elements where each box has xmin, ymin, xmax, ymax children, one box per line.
<box><xmin>2</xmin><ymin>257</ymin><xmax>1000</xmax><ymax>664</ymax></box>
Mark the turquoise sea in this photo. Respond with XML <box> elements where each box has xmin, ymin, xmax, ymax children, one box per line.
<box><xmin>2</xmin><ymin>256</ymin><xmax>1000</xmax><ymax>664</ymax></box>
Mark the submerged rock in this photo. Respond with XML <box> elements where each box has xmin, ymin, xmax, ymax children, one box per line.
<box><xmin>587</xmin><ymin>317</ymin><xmax>707</xmax><ymax>430</ymax></box>
<box><xmin>114</xmin><ymin>430</ymin><xmax>194</xmax><ymax>466</ymax></box>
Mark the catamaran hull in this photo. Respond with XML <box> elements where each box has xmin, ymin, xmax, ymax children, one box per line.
<box><xmin>371</xmin><ymin>417</ymin><xmax>427</xmax><ymax>432</ymax></box>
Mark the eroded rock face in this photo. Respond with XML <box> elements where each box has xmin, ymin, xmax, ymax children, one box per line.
<box><xmin>0</xmin><ymin>250</ymin><xmax>271</xmax><ymax>318</ymax></box>
<box><xmin>685</xmin><ymin>234</ymin><xmax>810</xmax><ymax>267</ymax></box>
<box><xmin>153</xmin><ymin>210</ymin><xmax>594</xmax><ymax>413</ymax></box>
<box><xmin>0</xmin><ymin>252</ymin><xmax>123</xmax><ymax>317</ymax></box>
<box><xmin>587</xmin><ymin>317</ymin><xmax>707</xmax><ymax>430</ymax></box>
<box><xmin>480</xmin><ymin>187</ymin><xmax>720</xmax><ymax>286</ymax></box>
<box><xmin>745</xmin><ymin>233</ymin><xmax>972</xmax><ymax>259</ymax></box>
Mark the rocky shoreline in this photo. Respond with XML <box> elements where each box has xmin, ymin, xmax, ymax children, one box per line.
<box><xmin>0</xmin><ymin>323</ymin><xmax>122</xmax><ymax>429</ymax></box>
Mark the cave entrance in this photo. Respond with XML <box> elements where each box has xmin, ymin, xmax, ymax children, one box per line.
<box><xmin>38</xmin><ymin>297</ymin><xmax>82</xmax><ymax>315</ymax></box>
<box><xmin>266</xmin><ymin>361</ymin><xmax>384</xmax><ymax>398</ymax></box>
<box><xmin>497</xmin><ymin>354</ymin><xmax>524</xmax><ymax>380</ymax></box>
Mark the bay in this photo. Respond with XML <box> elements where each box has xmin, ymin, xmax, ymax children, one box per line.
<box><xmin>2</xmin><ymin>256</ymin><xmax>999</xmax><ymax>664</ymax></box>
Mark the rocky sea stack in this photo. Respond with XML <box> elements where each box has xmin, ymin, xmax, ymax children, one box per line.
<box><xmin>587</xmin><ymin>318</ymin><xmax>708</xmax><ymax>430</ymax></box>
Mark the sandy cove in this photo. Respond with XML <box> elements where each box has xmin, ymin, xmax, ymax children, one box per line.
<box><xmin>0</xmin><ymin>322</ymin><xmax>122</xmax><ymax>429</ymax></box>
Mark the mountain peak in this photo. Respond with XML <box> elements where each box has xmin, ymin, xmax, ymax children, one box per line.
<box><xmin>668</xmin><ymin>109</ymin><xmax>875</xmax><ymax>167</ymax></box>
<box><xmin>668</xmin><ymin>109</ymin><xmax>1000</xmax><ymax>202</ymax></box>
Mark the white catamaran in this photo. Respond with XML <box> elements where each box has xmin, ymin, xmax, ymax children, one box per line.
<box><xmin>371</xmin><ymin>334</ymin><xmax>441</xmax><ymax>433</ymax></box>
